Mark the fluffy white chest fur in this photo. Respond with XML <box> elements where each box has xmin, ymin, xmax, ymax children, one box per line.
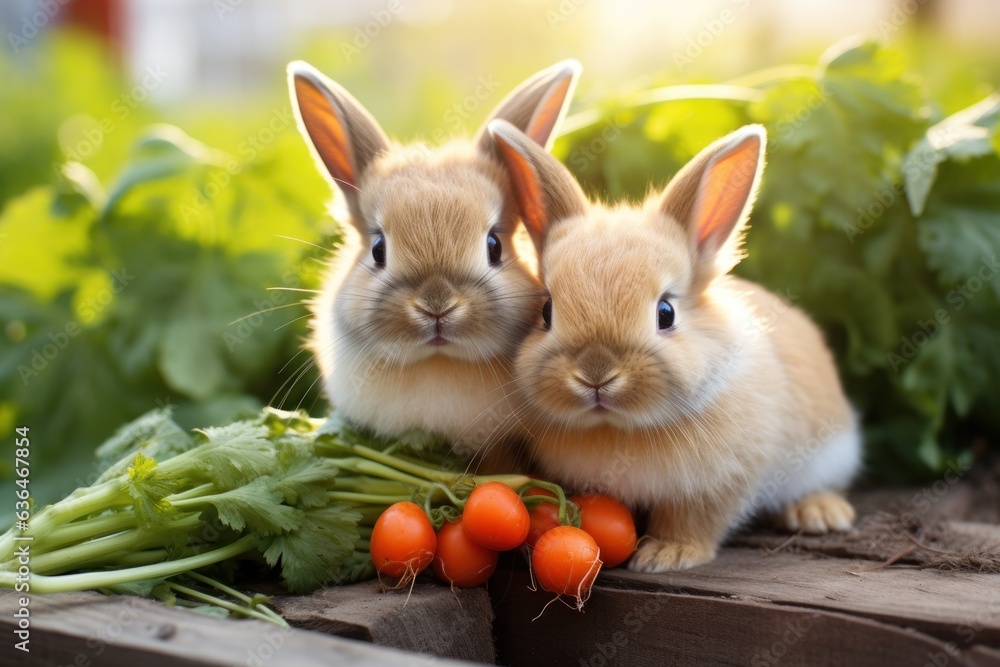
<box><xmin>327</xmin><ymin>348</ymin><xmax>522</xmax><ymax>453</ymax></box>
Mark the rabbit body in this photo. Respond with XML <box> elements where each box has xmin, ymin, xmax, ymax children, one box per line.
<box><xmin>490</xmin><ymin>121</ymin><xmax>861</xmax><ymax>571</ymax></box>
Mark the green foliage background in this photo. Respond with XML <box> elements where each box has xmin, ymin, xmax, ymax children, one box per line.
<box><xmin>0</xmin><ymin>33</ymin><xmax>334</xmax><ymax>507</ymax></box>
<box><xmin>1</xmin><ymin>27</ymin><xmax>999</xmax><ymax>511</ymax></box>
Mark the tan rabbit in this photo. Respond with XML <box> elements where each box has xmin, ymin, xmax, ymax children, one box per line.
<box><xmin>489</xmin><ymin>119</ymin><xmax>861</xmax><ymax>571</ymax></box>
<box><xmin>288</xmin><ymin>61</ymin><xmax>581</xmax><ymax>471</ymax></box>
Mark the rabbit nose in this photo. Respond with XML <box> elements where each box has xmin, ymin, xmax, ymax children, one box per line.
<box><xmin>415</xmin><ymin>276</ymin><xmax>458</xmax><ymax>319</ymax></box>
<box><xmin>572</xmin><ymin>372</ymin><xmax>619</xmax><ymax>391</ymax></box>
<box><xmin>415</xmin><ymin>302</ymin><xmax>457</xmax><ymax>320</ymax></box>
<box><xmin>573</xmin><ymin>347</ymin><xmax>620</xmax><ymax>389</ymax></box>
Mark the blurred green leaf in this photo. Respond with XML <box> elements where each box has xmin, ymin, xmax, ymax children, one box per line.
<box><xmin>904</xmin><ymin>95</ymin><xmax>1000</xmax><ymax>215</ymax></box>
<box><xmin>0</xmin><ymin>187</ymin><xmax>95</xmax><ymax>299</ymax></box>
<box><xmin>0</xmin><ymin>92</ymin><xmax>328</xmax><ymax>506</ymax></box>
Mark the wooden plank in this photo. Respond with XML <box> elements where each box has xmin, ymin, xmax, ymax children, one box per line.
<box><xmin>272</xmin><ymin>579</ymin><xmax>495</xmax><ymax>663</ymax></box>
<box><xmin>968</xmin><ymin>645</ymin><xmax>1000</xmax><ymax>667</ymax></box>
<box><xmin>731</xmin><ymin>515</ymin><xmax>1000</xmax><ymax>570</ymax></box>
<box><xmin>0</xmin><ymin>590</ymin><xmax>480</xmax><ymax>667</ymax></box>
<box><xmin>492</xmin><ymin>569</ymin><xmax>978</xmax><ymax>667</ymax></box>
<box><xmin>850</xmin><ymin>475</ymin><xmax>1000</xmax><ymax>526</ymax></box>
<box><xmin>599</xmin><ymin>547</ymin><xmax>1000</xmax><ymax>647</ymax></box>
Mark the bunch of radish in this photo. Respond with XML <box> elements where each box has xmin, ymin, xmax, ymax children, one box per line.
<box><xmin>369</xmin><ymin>479</ymin><xmax>636</xmax><ymax>609</ymax></box>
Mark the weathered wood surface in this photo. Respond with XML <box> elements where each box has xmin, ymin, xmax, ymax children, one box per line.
<box><xmin>730</xmin><ymin>508</ymin><xmax>1000</xmax><ymax>571</ymax></box>
<box><xmin>0</xmin><ymin>589</ymin><xmax>480</xmax><ymax>667</ymax></box>
<box><xmin>272</xmin><ymin>579</ymin><xmax>495</xmax><ymax>663</ymax></box>
<box><xmin>491</xmin><ymin>488</ymin><xmax>1000</xmax><ymax>667</ymax></box>
<box><xmin>1</xmin><ymin>484</ymin><xmax>997</xmax><ymax>665</ymax></box>
<box><xmin>602</xmin><ymin>547</ymin><xmax>1000</xmax><ymax>646</ymax></box>
<box><xmin>493</xmin><ymin>568</ymin><xmax>988</xmax><ymax>667</ymax></box>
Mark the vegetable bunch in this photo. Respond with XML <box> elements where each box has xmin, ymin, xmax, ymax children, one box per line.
<box><xmin>0</xmin><ymin>408</ymin><xmax>529</xmax><ymax>618</ymax></box>
<box><xmin>371</xmin><ymin>480</ymin><xmax>637</xmax><ymax>608</ymax></box>
<box><xmin>0</xmin><ymin>407</ymin><xmax>639</xmax><ymax>618</ymax></box>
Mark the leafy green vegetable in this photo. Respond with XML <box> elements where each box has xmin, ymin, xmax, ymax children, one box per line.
<box><xmin>125</xmin><ymin>454</ymin><xmax>179</xmax><ymax>528</ymax></box>
<box><xmin>95</xmin><ymin>409</ymin><xmax>195</xmax><ymax>478</ymax></box>
<box><xmin>904</xmin><ymin>94</ymin><xmax>1000</xmax><ymax>215</ymax></box>
<box><xmin>0</xmin><ymin>408</ymin><xmax>532</xmax><ymax>615</ymax></box>
<box><xmin>259</xmin><ymin>504</ymin><xmax>362</xmax><ymax>593</ymax></box>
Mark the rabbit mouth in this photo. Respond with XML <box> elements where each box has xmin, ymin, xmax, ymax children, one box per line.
<box><xmin>424</xmin><ymin>317</ymin><xmax>454</xmax><ymax>346</ymax></box>
<box><xmin>587</xmin><ymin>391</ymin><xmax>611</xmax><ymax>413</ymax></box>
<box><xmin>568</xmin><ymin>369</ymin><xmax>620</xmax><ymax>415</ymax></box>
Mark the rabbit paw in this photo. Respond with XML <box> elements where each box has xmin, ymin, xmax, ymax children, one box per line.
<box><xmin>782</xmin><ymin>492</ymin><xmax>855</xmax><ymax>534</ymax></box>
<box><xmin>628</xmin><ymin>538</ymin><xmax>716</xmax><ymax>573</ymax></box>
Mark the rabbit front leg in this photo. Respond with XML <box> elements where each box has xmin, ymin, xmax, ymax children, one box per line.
<box><xmin>781</xmin><ymin>491</ymin><xmax>855</xmax><ymax>534</ymax></box>
<box><xmin>629</xmin><ymin>493</ymin><xmax>736</xmax><ymax>572</ymax></box>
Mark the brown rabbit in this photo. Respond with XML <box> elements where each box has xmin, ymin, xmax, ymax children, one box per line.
<box><xmin>288</xmin><ymin>61</ymin><xmax>581</xmax><ymax>471</ymax></box>
<box><xmin>489</xmin><ymin>119</ymin><xmax>861</xmax><ymax>571</ymax></box>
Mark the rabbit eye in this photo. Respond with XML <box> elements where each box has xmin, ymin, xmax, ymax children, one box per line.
<box><xmin>487</xmin><ymin>232</ymin><xmax>502</xmax><ymax>265</ymax></box>
<box><xmin>657</xmin><ymin>299</ymin><xmax>675</xmax><ymax>330</ymax></box>
<box><xmin>542</xmin><ymin>298</ymin><xmax>552</xmax><ymax>330</ymax></box>
<box><xmin>371</xmin><ymin>235</ymin><xmax>386</xmax><ymax>267</ymax></box>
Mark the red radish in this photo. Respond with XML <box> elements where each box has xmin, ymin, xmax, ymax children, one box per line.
<box><xmin>523</xmin><ymin>481</ymin><xmax>563</xmax><ymax>547</ymax></box>
<box><xmin>531</xmin><ymin>525</ymin><xmax>602</xmax><ymax>604</ymax></box>
<box><xmin>571</xmin><ymin>494</ymin><xmax>637</xmax><ymax>568</ymax></box>
<box><xmin>524</xmin><ymin>475</ymin><xmax>558</xmax><ymax>498</ymax></box>
<box><xmin>526</xmin><ymin>501</ymin><xmax>562</xmax><ymax>547</ymax></box>
<box><xmin>370</xmin><ymin>501</ymin><xmax>436</xmax><ymax>579</ymax></box>
<box><xmin>462</xmin><ymin>482</ymin><xmax>530</xmax><ymax>551</ymax></box>
<box><xmin>433</xmin><ymin>518</ymin><xmax>499</xmax><ymax>587</ymax></box>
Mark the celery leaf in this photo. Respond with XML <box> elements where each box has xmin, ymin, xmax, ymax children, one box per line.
<box><xmin>197</xmin><ymin>477</ymin><xmax>303</xmax><ymax>536</ymax></box>
<box><xmin>126</xmin><ymin>453</ymin><xmax>179</xmax><ymax>528</ymax></box>
<box><xmin>259</xmin><ymin>504</ymin><xmax>361</xmax><ymax>593</ymax></box>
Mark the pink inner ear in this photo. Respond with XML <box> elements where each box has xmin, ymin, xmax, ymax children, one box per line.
<box><xmin>695</xmin><ymin>140</ymin><xmax>759</xmax><ymax>250</ymax></box>
<box><xmin>526</xmin><ymin>76</ymin><xmax>574</xmax><ymax>148</ymax></box>
<box><xmin>495</xmin><ymin>137</ymin><xmax>546</xmax><ymax>244</ymax></box>
<box><xmin>294</xmin><ymin>77</ymin><xmax>357</xmax><ymax>188</ymax></box>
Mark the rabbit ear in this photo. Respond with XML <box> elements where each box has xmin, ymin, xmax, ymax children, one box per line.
<box><xmin>476</xmin><ymin>60</ymin><xmax>582</xmax><ymax>156</ymax></box>
<box><xmin>288</xmin><ymin>61</ymin><xmax>390</xmax><ymax>226</ymax></box>
<box><xmin>658</xmin><ymin>125</ymin><xmax>766</xmax><ymax>283</ymax></box>
<box><xmin>489</xmin><ymin>119</ymin><xmax>588</xmax><ymax>253</ymax></box>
